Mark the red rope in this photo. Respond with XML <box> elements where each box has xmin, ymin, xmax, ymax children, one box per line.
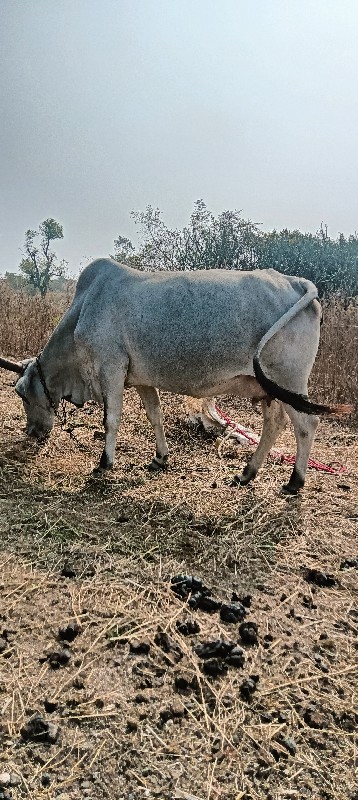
<box><xmin>214</xmin><ymin>404</ymin><xmax>347</xmax><ymax>475</ymax></box>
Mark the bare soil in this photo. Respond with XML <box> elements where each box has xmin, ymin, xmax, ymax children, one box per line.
<box><xmin>0</xmin><ymin>374</ymin><xmax>357</xmax><ymax>800</ymax></box>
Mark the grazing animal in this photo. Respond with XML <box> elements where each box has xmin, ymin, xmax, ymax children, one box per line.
<box><xmin>3</xmin><ymin>258</ymin><xmax>349</xmax><ymax>493</ymax></box>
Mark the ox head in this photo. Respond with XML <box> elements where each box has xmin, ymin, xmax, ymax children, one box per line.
<box><xmin>14</xmin><ymin>360</ymin><xmax>56</xmax><ymax>438</ymax></box>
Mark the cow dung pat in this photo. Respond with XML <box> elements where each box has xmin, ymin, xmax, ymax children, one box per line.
<box><xmin>303</xmin><ymin>569</ymin><xmax>336</xmax><ymax>588</ymax></box>
<box><xmin>154</xmin><ymin>630</ymin><xmax>182</xmax><ymax>660</ymax></box>
<box><xmin>220</xmin><ymin>602</ymin><xmax>246</xmax><ymax>623</ymax></box>
<box><xmin>303</xmin><ymin>707</ymin><xmax>329</xmax><ymax>729</ymax></box>
<box><xmin>46</xmin><ymin>648</ymin><xmax>71</xmax><ymax>669</ymax></box>
<box><xmin>58</xmin><ymin>622</ymin><xmax>81</xmax><ymax>642</ymax></box>
<box><xmin>201</xmin><ymin>658</ymin><xmax>228</xmax><ymax>678</ymax></box>
<box><xmin>171</xmin><ymin>574</ymin><xmax>205</xmax><ymax>599</ymax></box>
<box><xmin>61</xmin><ymin>562</ymin><xmax>77</xmax><ymax>578</ymax></box>
<box><xmin>340</xmin><ymin>557</ymin><xmax>358</xmax><ymax>570</ymax></box>
<box><xmin>190</xmin><ymin>594</ymin><xmax>222</xmax><ymax>613</ymax></box>
<box><xmin>226</xmin><ymin>645</ymin><xmax>245</xmax><ymax>668</ymax></box>
<box><xmin>240</xmin><ymin>676</ymin><xmax>259</xmax><ymax>701</ymax></box>
<box><xmin>194</xmin><ymin>639</ymin><xmax>234</xmax><ymax>659</ymax></box>
<box><xmin>239</xmin><ymin>621</ymin><xmax>259</xmax><ymax>645</ymax></box>
<box><xmin>20</xmin><ymin>715</ymin><xmax>60</xmax><ymax>744</ymax></box>
<box><xmin>176</xmin><ymin>619</ymin><xmax>200</xmax><ymax>636</ymax></box>
<box><xmin>129</xmin><ymin>638</ymin><xmax>151</xmax><ymax>655</ymax></box>
<box><xmin>232</xmin><ymin>592</ymin><xmax>252</xmax><ymax>607</ymax></box>
<box><xmin>44</xmin><ymin>698</ymin><xmax>59</xmax><ymax>714</ymax></box>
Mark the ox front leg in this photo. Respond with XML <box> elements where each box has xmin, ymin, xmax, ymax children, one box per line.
<box><xmin>282</xmin><ymin>407</ymin><xmax>319</xmax><ymax>494</ymax></box>
<box><xmin>136</xmin><ymin>386</ymin><xmax>169</xmax><ymax>471</ymax></box>
<box><xmin>95</xmin><ymin>375</ymin><xmax>125</xmax><ymax>472</ymax></box>
<box><xmin>233</xmin><ymin>400</ymin><xmax>288</xmax><ymax>487</ymax></box>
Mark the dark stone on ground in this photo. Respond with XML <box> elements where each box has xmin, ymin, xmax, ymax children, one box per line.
<box><xmin>239</xmin><ymin>621</ymin><xmax>259</xmax><ymax>645</ymax></box>
<box><xmin>41</xmin><ymin>774</ymin><xmax>51</xmax><ymax>787</ymax></box>
<box><xmin>303</xmin><ymin>569</ymin><xmax>336</xmax><ymax>588</ymax></box>
<box><xmin>171</xmin><ymin>574</ymin><xmax>221</xmax><ymax>612</ymax></box>
<box><xmin>20</xmin><ymin>715</ymin><xmax>60</xmax><ymax>744</ymax></box>
<box><xmin>58</xmin><ymin>622</ymin><xmax>81</xmax><ymax>642</ymax></box>
<box><xmin>220</xmin><ymin>602</ymin><xmax>246</xmax><ymax>623</ymax></box>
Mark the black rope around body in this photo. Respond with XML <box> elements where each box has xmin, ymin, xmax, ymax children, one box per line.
<box><xmin>35</xmin><ymin>356</ymin><xmax>58</xmax><ymax>413</ymax></box>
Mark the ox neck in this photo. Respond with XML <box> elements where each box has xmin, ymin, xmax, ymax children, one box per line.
<box><xmin>38</xmin><ymin>310</ymin><xmax>90</xmax><ymax>408</ymax></box>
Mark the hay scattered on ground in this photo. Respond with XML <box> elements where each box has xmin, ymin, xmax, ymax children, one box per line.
<box><xmin>0</xmin><ymin>376</ymin><xmax>357</xmax><ymax>800</ymax></box>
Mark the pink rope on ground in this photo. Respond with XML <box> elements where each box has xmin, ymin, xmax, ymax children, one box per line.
<box><xmin>214</xmin><ymin>405</ymin><xmax>347</xmax><ymax>475</ymax></box>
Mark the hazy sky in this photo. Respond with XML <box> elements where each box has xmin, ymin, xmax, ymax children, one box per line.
<box><xmin>1</xmin><ymin>0</ymin><xmax>358</xmax><ymax>275</ymax></box>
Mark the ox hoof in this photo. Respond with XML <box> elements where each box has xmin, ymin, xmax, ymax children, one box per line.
<box><xmin>281</xmin><ymin>467</ymin><xmax>304</xmax><ymax>496</ymax></box>
<box><xmin>281</xmin><ymin>483</ymin><xmax>300</xmax><ymax>496</ymax></box>
<box><xmin>147</xmin><ymin>457</ymin><xmax>168</xmax><ymax>472</ymax></box>
<box><xmin>231</xmin><ymin>465</ymin><xmax>256</xmax><ymax>487</ymax></box>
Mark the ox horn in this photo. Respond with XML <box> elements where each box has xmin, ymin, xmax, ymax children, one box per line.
<box><xmin>0</xmin><ymin>357</ymin><xmax>25</xmax><ymax>375</ymax></box>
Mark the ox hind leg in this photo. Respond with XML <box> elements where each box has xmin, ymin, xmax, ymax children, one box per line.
<box><xmin>136</xmin><ymin>386</ymin><xmax>169</xmax><ymax>471</ymax></box>
<box><xmin>281</xmin><ymin>406</ymin><xmax>319</xmax><ymax>494</ymax></box>
<box><xmin>233</xmin><ymin>399</ymin><xmax>288</xmax><ymax>486</ymax></box>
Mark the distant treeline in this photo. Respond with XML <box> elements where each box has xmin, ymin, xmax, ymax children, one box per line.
<box><xmin>114</xmin><ymin>201</ymin><xmax>358</xmax><ymax>297</ymax></box>
<box><xmin>4</xmin><ymin>202</ymin><xmax>358</xmax><ymax>297</ymax></box>
<box><xmin>3</xmin><ymin>273</ymin><xmax>71</xmax><ymax>294</ymax></box>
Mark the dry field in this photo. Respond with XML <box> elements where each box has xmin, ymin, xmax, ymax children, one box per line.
<box><xmin>0</xmin><ymin>286</ymin><xmax>357</xmax><ymax>800</ymax></box>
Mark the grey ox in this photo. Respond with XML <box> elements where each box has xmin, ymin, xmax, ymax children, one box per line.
<box><xmin>1</xmin><ymin>258</ymin><xmax>349</xmax><ymax>493</ymax></box>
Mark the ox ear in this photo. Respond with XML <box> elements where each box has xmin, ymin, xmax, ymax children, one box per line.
<box><xmin>19</xmin><ymin>358</ymin><xmax>35</xmax><ymax>372</ymax></box>
<box><xmin>15</xmin><ymin>375</ymin><xmax>29</xmax><ymax>400</ymax></box>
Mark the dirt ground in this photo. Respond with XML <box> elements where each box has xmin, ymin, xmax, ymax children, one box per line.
<box><xmin>0</xmin><ymin>373</ymin><xmax>357</xmax><ymax>800</ymax></box>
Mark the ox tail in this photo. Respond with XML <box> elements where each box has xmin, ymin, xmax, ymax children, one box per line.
<box><xmin>253</xmin><ymin>284</ymin><xmax>351</xmax><ymax>416</ymax></box>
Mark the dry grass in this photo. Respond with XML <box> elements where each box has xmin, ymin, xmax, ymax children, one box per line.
<box><xmin>0</xmin><ymin>282</ymin><xmax>74</xmax><ymax>359</ymax></box>
<box><xmin>312</xmin><ymin>296</ymin><xmax>358</xmax><ymax>422</ymax></box>
<box><xmin>0</xmin><ymin>371</ymin><xmax>357</xmax><ymax>800</ymax></box>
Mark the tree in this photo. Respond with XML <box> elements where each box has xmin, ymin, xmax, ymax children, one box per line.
<box><xmin>112</xmin><ymin>234</ymin><xmax>136</xmax><ymax>264</ymax></box>
<box><xmin>113</xmin><ymin>202</ymin><xmax>358</xmax><ymax>296</ymax></box>
<box><xmin>19</xmin><ymin>218</ymin><xmax>67</xmax><ymax>296</ymax></box>
<box><xmin>114</xmin><ymin>200</ymin><xmax>259</xmax><ymax>272</ymax></box>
